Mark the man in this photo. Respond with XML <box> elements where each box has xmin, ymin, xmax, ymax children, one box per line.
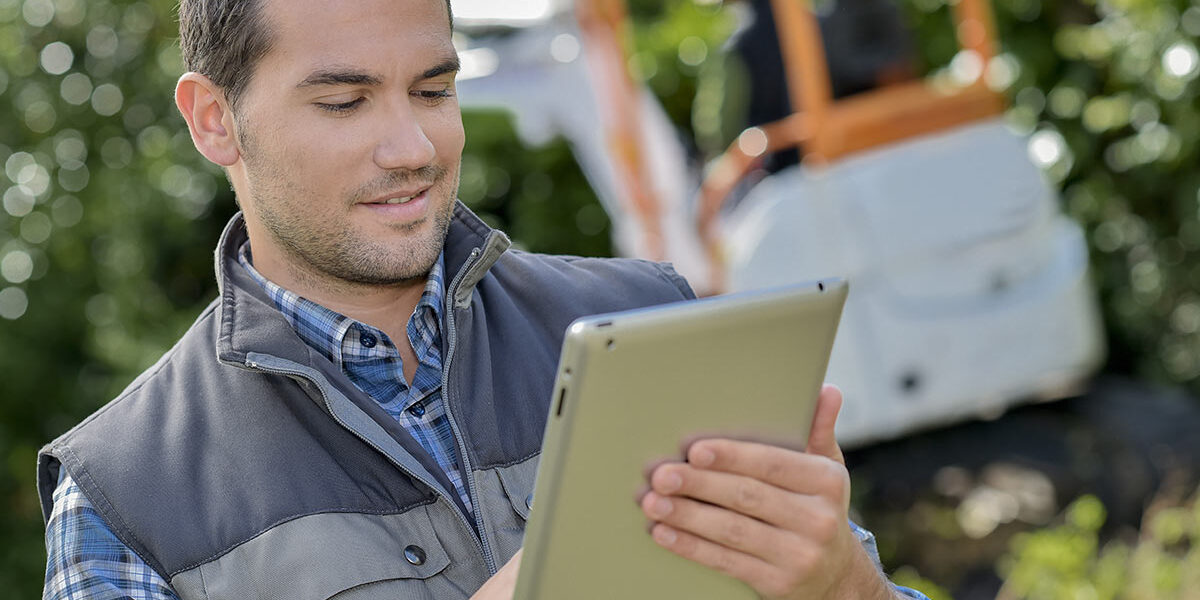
<box><xmin>39</xmin><ymin>1</ymin><xmax>928</xmax><ymax>598</ymax></box>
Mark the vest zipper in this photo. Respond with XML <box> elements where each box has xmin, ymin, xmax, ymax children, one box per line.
<box><xmin>441</xmin><ymin>247</ymin><xmax>501</xmax><ymax>574</ymax></box>
<box><xmin>242</xmin><ymin>357</ymin><xmax>490</xmax><ymax>569</ymax></box>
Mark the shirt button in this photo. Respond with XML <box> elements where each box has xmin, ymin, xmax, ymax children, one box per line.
<box><xmin>408</xmin><ymin>402</ymin><xmax>426</xmax><ymax>417</ymax></box>
<box><xmin>359</xmin><ymin>332</ymin><xmax>377</xmax><ymax>348</ymax></box>
<box><xmin>403</xmin><ymin>544</ymin><xmax>427</xmax><ymax>566</ymax></box>
<box><xmin>525</xmin><ymin>493</ymin><xmax>534</xmax><ymax>511</ymax></box>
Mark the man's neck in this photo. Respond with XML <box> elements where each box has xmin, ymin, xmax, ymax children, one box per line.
<box><xmin>253</xmin><ymin>249</ymin><xmax>429</xmax><ymax>351</ymax></box>
<box><xmin>307</xmin><ymin>282</ymin><xmax>427</xmax><ymax>343</ymax></box>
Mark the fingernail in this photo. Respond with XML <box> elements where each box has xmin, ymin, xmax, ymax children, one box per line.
<box><xmin>691</xmin><ymin>446</ymin><xmax>715</xmax><ymax>467</ymax></box>
<box><xmin>653</xmin><ymin>525</ymin><xmax>677</xmax><ymax>546</ymax></box>
<box><xmin>659</xmin><ymin>471</ymin><xmax>682</xmax><ymax>493</ymax></box>
<box><xmin>651</xmin><ymin>497</ymin><xmax>673</xmax><ymax>518</ymax></box>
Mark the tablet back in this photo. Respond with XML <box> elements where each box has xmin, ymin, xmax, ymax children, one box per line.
<box><xmin>515</xmin><ymin>279</ymin><xmax>848</xmax><ymax>599</ymax></box>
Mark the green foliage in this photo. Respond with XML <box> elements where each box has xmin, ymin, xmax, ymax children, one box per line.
<box><xmin>997</xmin><ymin>492</ymin><xmax>1200</xmax><ymax>600</ymax></box>
<box><xmin>458</xmin><ymin>111</ymin><xmax>613</xmax><ymax>257</ymax></box>
<box><xmin>1</xmin><ymin>0</ymin><xmax>1198</xmax><ymax>596</ymax></box>
<box><xmin>891</xmin><ymin>566</ymin><xmax>955</xmax><ymax>600</ymax></box>
<box><xmin>626</xmin><ymin>0</ymin><xmax>736</xmax><ymax>135</ymax></box>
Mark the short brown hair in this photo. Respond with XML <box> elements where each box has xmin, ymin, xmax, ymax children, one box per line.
<box><xmin>178</xmin><ymin>0</ymin><xmax>453</xmax><ymax>110</ymax></box>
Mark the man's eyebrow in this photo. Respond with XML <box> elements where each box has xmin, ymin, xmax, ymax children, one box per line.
<box><xmin>421</xmin><ymin>56</ymin><xmax>461</xmax><ymax>80</ymax></box>
<box><xmin>296</xmin><ymin>69</ymin><xmax>383</xmax><ymax>89</ymax></box>
<box><xmin>295</xmin><ymin>57</ymin><xmax>459</xmax><ymax>89</ymax></box>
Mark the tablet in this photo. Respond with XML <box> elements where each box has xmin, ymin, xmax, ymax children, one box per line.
<box><xmin>514</xmin><ymin>278</ymin><xmax>848</xmax><ymax>599</ymax></box>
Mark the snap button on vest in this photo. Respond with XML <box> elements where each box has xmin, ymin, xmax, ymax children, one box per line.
<box><xmin>525</xmin><ymin>493</ymin><xmax>534</xmax><ymax>510</ymax></box>
<box><xmin>404</xmin><ymin>545</ymin><xmax>427</xmax><ymax>566</ymax></box>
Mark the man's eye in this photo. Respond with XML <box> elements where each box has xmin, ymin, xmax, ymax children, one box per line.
<box><xmin>414</xmin><ymin>89</ymin><xmax>454</xmax><ymax>104</ymax></box>
<box><xmin>314</xmin><ymin>98</ymin><xmax>365</xmax><ymax>114</ymax></box>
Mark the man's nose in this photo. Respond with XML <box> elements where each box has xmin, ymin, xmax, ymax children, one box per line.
<box><xmin>373</xmin><ymin>104</ymin><xmax>436</xmax><ymax>170</ymax></box>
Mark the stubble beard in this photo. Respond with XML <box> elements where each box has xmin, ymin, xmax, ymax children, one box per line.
<box><xmin>239</xmin><ymin>125</ymin><xmax>460</xmax><ymax>289</ymax></box>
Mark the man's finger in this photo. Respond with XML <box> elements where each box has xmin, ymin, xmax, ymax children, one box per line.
<box><xmin>805</xmin><ymin>384</ymin><xmax>844</xmax><ymax>466</ymax></box>
<box><xmin>684</xmin><ymin>439</ymin><xmax>849</xmax><ymax>499</ymax></box>
<box><xmin>648</xmin><ymin>522</ymin><xmax>781</xmax><ymax>593</ymax></box>
<box><xmin>640</xmin><ymin>491</ymin><xmax>793</xmax><ymax>563</ymax></box>
<box><xmin>646</xmin><ymin>465</ymin><xmax>842</xmax><ymax>539</ymax></box>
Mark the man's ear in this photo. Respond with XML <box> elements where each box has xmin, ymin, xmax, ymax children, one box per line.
<box><xmin>175</xmin><ymin>72</ymin><xmax>240</xmax><ymax>167</ymax></box>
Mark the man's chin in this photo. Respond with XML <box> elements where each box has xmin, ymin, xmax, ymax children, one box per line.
<box><xmin>353</xmin><ymin>237</ymin><xmax>448</xmax><ymax>285</ymax></box>
<box><xmin>330</xmin><ymin>198</ymin><xmax>452</xmax><ymax>285</ymax></box>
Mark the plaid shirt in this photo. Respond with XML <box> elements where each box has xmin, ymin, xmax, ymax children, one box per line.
<box><xmin>42</xmin><ymin>247</ymin><xmax>930</xmax><ymax>600</ymax></box>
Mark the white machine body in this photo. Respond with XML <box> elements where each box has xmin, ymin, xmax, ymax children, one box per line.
<box><xmin>722</xmin><ymin>119</ymin><xmax>1105</xmax><ymax>445</ymax></box>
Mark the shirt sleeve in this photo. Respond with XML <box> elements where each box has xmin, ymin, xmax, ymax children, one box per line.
<box><xmin>851</xmin><ymin>520</ymin><xmax>931</xmax><ymax>600</ymax></box>
<box><xmin>44</xmin><ymin>470</ymin><xmax>180</xmax><ymax>600</ymax></box>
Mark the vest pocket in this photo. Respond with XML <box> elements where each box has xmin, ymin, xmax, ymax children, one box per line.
<box><xmin>173</xmin><ymin>507</ymin><xmax>453</xmax><ymax>600</ymax></box>
<box><xmin>471</xmin><ymin>456</ymin><xmax>541</xmax><ymax>567</ymax></box>
<box><xmin>496</xmin><ymin>456</ymin><xmax>539</xmax><ymax>521</ymax></box>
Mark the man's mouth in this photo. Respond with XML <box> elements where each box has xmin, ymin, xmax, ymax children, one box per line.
<box><xmin>377</xmin><ymin>194</ymin><xmax>419</xmax><ymax>205</ymax></box>
<box><xmin>362</xmin><ymin>186</ymin><xmax>430</xmax><ymax>206</ymax></box>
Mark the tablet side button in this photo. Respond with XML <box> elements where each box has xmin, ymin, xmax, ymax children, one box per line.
<box><xmin>555</xmin><ymin>387</ymin><xmax>568</xmax><ymax>417</ymax></box>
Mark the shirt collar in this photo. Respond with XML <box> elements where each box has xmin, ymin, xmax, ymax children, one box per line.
<box><xmin>235</xmin><ymin>242</ymin><xmax>446</xmax><ymax>368</ymax></box>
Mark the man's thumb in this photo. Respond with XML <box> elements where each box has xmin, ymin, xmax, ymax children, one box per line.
<box><xmin>806</xmin><ymin>383</ymin><xmax>845</xmax><ymax>465</ymax></box>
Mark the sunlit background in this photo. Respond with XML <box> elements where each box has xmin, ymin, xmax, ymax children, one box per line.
<box><xmin>1</xmin><ymin>0</ymin><xmax>1199</xmax><ymax>598</ymax></box>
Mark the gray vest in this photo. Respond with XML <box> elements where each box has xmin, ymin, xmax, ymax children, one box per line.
<box><xmin>38</xmin><ymin>204</ymin><xmax>694</xmax><ymax>599</ymax></box>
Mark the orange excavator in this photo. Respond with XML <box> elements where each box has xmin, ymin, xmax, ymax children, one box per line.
<box><xmin>453</xmin><ymin>0</ymin><xmax>1104</xmax><ymax>446</ymax></box>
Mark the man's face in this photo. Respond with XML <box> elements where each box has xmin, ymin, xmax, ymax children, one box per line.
<box><xmin>229</xmin><ymin>0</ymin><xmax>463</xmax><ymax>287</ymax></box>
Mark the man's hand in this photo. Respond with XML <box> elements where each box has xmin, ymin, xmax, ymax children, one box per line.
<box><xmin>469</xmin><ymin>549</ymin><xmax>522</xmax><ymax>600</ymax></box>
<box><xmin>639</xmin><ymin>384</ymin><xmax>894</xmax><ymax>599</ymax></box>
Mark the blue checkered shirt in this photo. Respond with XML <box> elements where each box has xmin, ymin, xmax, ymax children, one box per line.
<box><xmin>42</xmin><ymin>247</ymin><xmax>930</xmax><ymax>600</ymax></box>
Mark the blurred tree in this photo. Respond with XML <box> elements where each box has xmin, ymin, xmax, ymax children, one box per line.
<box><xmin>1</xmin><ymin>0</ymin><xmax>1197</xmax><ymax>595</ymax></box>
<box><xmin>458</xmin><ymin>111</ymin><xmax>613</xmax><ymax>257</ymax></box>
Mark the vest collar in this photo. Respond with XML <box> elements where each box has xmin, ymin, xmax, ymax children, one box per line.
<box><xmin>213</xmin><ymin>201</ymin><xmax>511</xmax><ymax>366</ymax></box>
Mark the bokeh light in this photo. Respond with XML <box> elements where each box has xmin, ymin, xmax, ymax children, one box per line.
<box><xmin>1162</xmin><ymin>41</ymin><xmax>1199</xmax><ymax>79</ymax></box>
